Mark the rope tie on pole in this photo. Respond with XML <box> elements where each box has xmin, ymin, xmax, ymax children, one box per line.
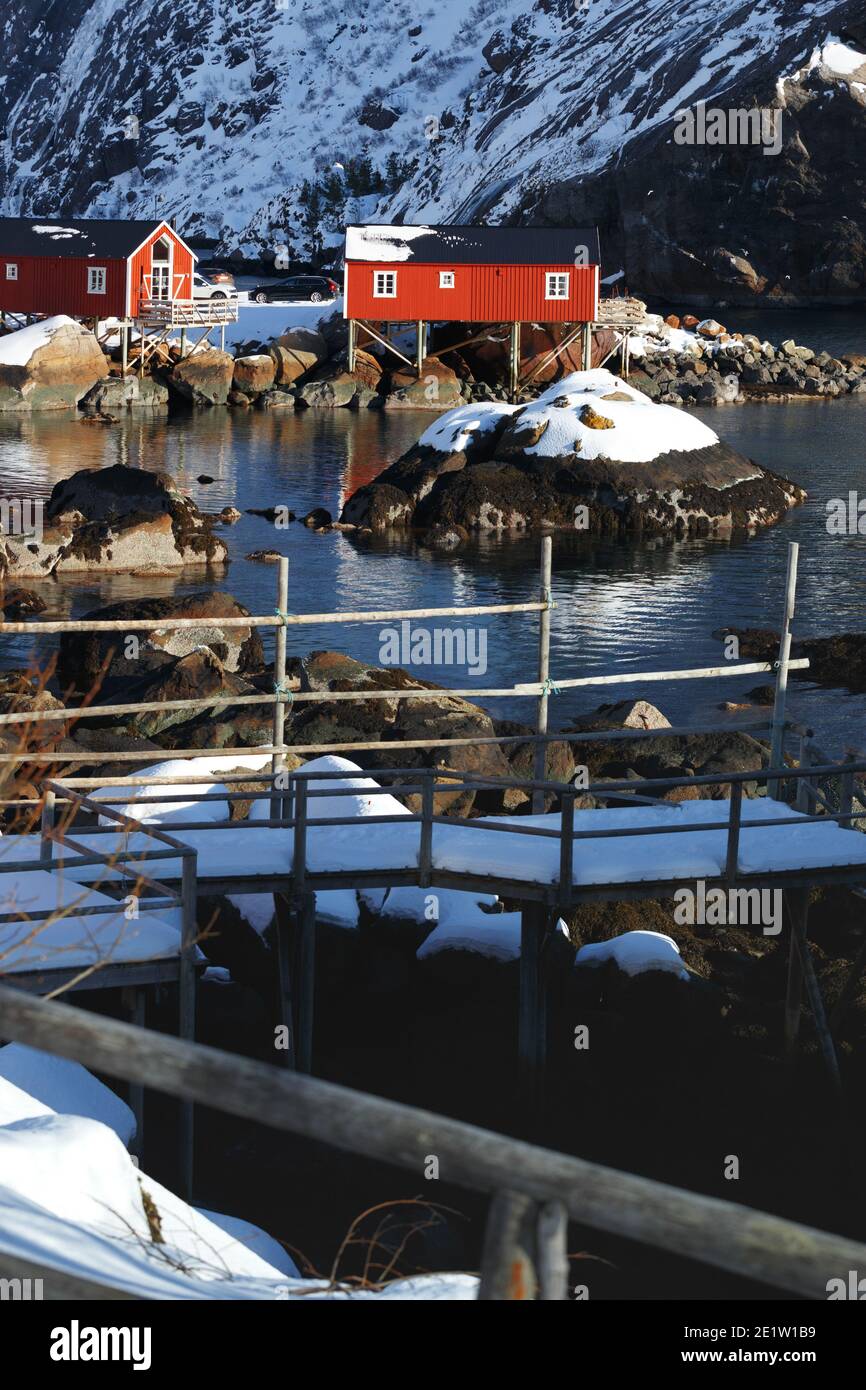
<box><xmin>274</xmin><ymin>607</ymin><xmax>290</xmax><ymax>625</ymax></box>
<box><xmin>274</xmin><ymin>681</ymin><xmax>294</xmax><ymax>710</ymax></box>
<box><xmin>540</xmin><ymin>677</ymin><xmax>560</xmax><ymax>697</ymax></box>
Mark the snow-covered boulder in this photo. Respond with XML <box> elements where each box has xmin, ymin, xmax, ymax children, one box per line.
<box><xmin>0</xmin><ymin>316</ymin><xmax>107</xmax><ymax>412</ymax></box>
<box><xmin>341</xmin><ymin>370</ymin><xmax>805</xmax><ymax>537</ymax></box>
<box><xmin>575</xmin><ymin>929</ymin><xmax>690</xmax><ymax>980</ymax></box>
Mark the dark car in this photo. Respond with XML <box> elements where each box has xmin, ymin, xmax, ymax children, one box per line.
<box><xmin>250</xmin><ymin>275</ymin><xmax>339</xmax><ymax>304</ymax></box>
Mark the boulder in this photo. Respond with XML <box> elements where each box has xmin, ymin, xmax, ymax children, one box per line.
<box><xmin>0</xmin><ymin>316</ymin><xmax>108</xmax><ymax>411</ymax></box>
<box><xmin>269</xmin><ymin>344</ymin><xmax>319</xmax><ymax>386</ymax></box>
<box><xmin>341</xmin><ymin>370</ymin><xmax>806</xmax><ymax>538</ymax></box>
<box><xmin>80</xmin><ymin>375</ymin><xmax>169</xmax><ymax>416</ymax></box>
<box><xmin>278</xmin><ymin>327</ymin><xmax>328</xmax><ymax>361</ymax></box>
<box><xmin>232</xmin><ymin>354</ymin><xmax>276</xmax><ymax>396</ymax></box>
<box><xmin>108</xmin><ymin>647</ymin><xmax>261</xmax><ymax>741</ymax></box>
<box><xmin>383</xmin><ymin>357</ymin><xmax>463</xmax><ymax>410</ymax></box>
<box><xmin>167</xmin><ymin>349</ymin><xmax>235</xmax><ymax>406</ymax></box>
<box><xmin>57</xmin><ymin>590</ymin><xmax>264</xmax><ymax>695</ymax></box>
<box><xmin>2</xmin><ymin>464</ymin><xmax>228</xmax><ymax>577</ymax></box>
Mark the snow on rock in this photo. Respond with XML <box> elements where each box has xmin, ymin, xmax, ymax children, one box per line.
<box><xmin>418</xmin><ymin>402</ymin><xmax>516</xmax><ymax>454</ymax></box>
<box><xmin>575</xmin><ymin>930</ymin><xmax>690</xmax><ymax>980</ymax></box>
<box><xmin>91</xmin><ymin>752</ymin><xmax>272</xmax><ymax>828</ymax></box>
<box><xmin>0</xmin><ymin>1045</ymin><xmax>136</xmax><ymax>1146</ymax></box>
<box><xmin>249</xmin><ymin>754</ymin><xmax>412</xmax><ymax>823</ymax></box>
<box><xmin>0</xmin><ymin>315</ymin><xmax>67</xmax><ymax>366</ymax></box>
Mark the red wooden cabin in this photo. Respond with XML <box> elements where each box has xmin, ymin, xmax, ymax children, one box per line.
<box><xmin>0</xmin><ymin>218</ymin><xmax>196</xmax><ymax>320</ymax></box>
<box><xmin>343</xmin><ymin>224</ymin><xmax>600</xmax><ymax>323</ymax></box>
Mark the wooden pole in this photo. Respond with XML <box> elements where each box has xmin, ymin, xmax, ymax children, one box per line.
<box><xmin>478</xmin><ymin>1190</ymin><xmax>539</xmax><ymax>1299</ymax></box>
<box><xmin>123</xmin><ymin>987</ymin><xmax>146</xmax><ymax>1158</ymax></box>
<box><xmin>121</xmin><ymin>323</ymin><xmax>128</xmax><ymax>376</ymax></box>
<box><xmin>769</xmin><ymin>541</ymin><xmax>799</xmax><ymax>799</ymax></box>
<box><xmin>518</xmin><ymin>902</ymin><xmax>547</xmax><ymax>1124</ymax></box>
<box><xmin>581</xmin><ymin>321</ymin><xmax>592</xmax><ymax>371</ymax></box>
<box><xmin>296</xmin><ymin>890</ymin><xmax>316</xmax><ymax>1075</ymax></box>
<box><xmin>532</xmin><ymin>536</ymin><xmax>553</xmax><ymax>813</ymax></box>
<box><xmin>537</xmin><ymin>1199</ymin><xmax>569</xmax><ymax>1300</ymax></box>
<box><xmin>179</xmin><ymin>850</ymin><xmax>197</xmax><ymax>1199</ymax></box>
<box><xmin>509</xmin><ymin>321</ymin><xmax>520</xmax><ymax>401</ymax></box>
<box><xmin>347</xmin><ymin>318</ymin><xmax>356</xmax><ymax>373</ymax></box>
<box><xmin>179</xmin><ymin>326</ymin><xmax>186</xmax><ymax>360</ymax></box>
<box><xmin>274</xmin><ymin>891</ymin><xmax>295</xmax><ymax>1071</ymax></box>
<box><xmin>270</xmin><ymin>557</ymin><xmax>289</xmax><ymax>822</ymax></box>
<box><xmin>415</xmin><ymin>319</ymin><xmax>424</xmax><ymax>377</ymax></box>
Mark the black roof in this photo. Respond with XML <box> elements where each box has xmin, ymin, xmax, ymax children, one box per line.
<box><xmin>345</xmin><ymin>224</ymin><xmax>600</xmax><ymax>266</ymax></box>
<box><xmin>0</xmin><ymin>217</ymin><xmax>177</xmax><ymax>259</ymax></box>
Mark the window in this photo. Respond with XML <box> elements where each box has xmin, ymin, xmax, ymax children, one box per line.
<box><xmin>545</xmin><ymin>272</ymin><xmax>569</xmax><ymax>299</ymax></box>
<box><xmin>5</xmin><ymin>264</ymin><xmax>17</xmax><ymax>281</ymax></box>
<box><xmin>373</xmin><ymin>270</ymin><xmax>396</xmax><ymax>298</ymax></box>
<box><xmin>439</xmin><ymin>271</ymin><xmax>455</xmax><ymax>288</ymax></box>
<box><xmin>87</xmin><ymin>266</ymin><xmax>107</xmax><ymax>295</ymax></box>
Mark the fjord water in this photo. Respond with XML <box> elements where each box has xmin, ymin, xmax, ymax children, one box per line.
<box><xmin>1</xmin><ymin>355</ymin><xmax>865</xmax><ymax>756</ymax></box>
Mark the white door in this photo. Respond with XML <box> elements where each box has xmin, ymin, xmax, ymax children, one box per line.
<box><xmin>151</xmin><ymin>263</ymin><xmax>170</xmax><ymax>300</ymax></box>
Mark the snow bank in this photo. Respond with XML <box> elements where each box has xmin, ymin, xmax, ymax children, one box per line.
<box><xmin>91</xmin><ymin>752</ymin><xmax>272</xmax><ymax>828</ymax></box>
<box><xmin>575</xmin><ymin>929</ymin><xmax>689</xmax><ymax>980</ymax></box>
<box><xmin>0</xmin><ymin>315</ymin><xmax>74</xmax><ymax>366</ymax></box>
<box><xmin>418</xmin><ymin>402</ymin><xmax>516</xmax><ymax>454</ymax></box>
<box><xmin>249</xmin><ymin>754</ymin><xmax>412</xmax><ymax>823</ymax></box>
<box><xmin>0</xmin><ymin>1045</ymin><xmax>135</xmax><ymax>1145</ymax></box>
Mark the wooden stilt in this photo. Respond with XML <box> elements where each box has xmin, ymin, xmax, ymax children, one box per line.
<box><xmin>178</xmin><ymin>852</ymin><xmax>197</xmax><ymax>1198</ymax></box>
<box><xmin>478</xmin><ymin>1190</ymin><xmax>539</xmax><ymax>1300</ymax></box>
<box><xmin>786</xmin><ymin>888</ymin><xmax>843</xmax><ymax>1094</ymax></box>
<box><xmin>123</xmin><ymin>986</ymin><xmax>146</xmax><ymax>1158</ymax></box>
<box><xmin>532</xmin><ymin>536</ymin><xmax>553</xmax><ymax>812</ymax></box>
<box><xmin>415</xmin><ymin>319</ymin><xmax>424</xmax><ymax>377</ymax></box>
<box><xmin>509</xmin><ymin>321</ymin><xmax>520</xmax><ymax>401</ymax></box>
<box><xmin>784</xmin><ymin>906</ymin><xmax>803</xmax><ymax>1055</ymax></box>
<box><xmin>518</xmin><ymin>903</ymin><xmax>548</xmax><ymax>1123</ymax></box>
<box><xmin>769</xmin><ymin>541</ymin><xmax>799</xmax><ymax>799</ymax></box>
<box><xmin>270</xmin><ymin>557</ymin><xmax>289</xmax><ymax>821</ymax></box>
<box><xmin>219</xmin><ymin>323</ymin><xmax>225</xmax><ymax>353</ymax></box>
<box><xmin>536</xmin><ymin>1199</ymin><xmax>569</xmax><ymax>1300</ymax></box>
<box><xmin>274</xmin><ymin>892</ymin><xmax>295</xmax><ymax>1070</ymax></box>
<box><xmin>295</xmin><ymin>890</ymin><xmax>316</xmax><ymax>1074</ymax></box>
<box><xmin>581</xmin><ymin>321</ymin><xmax>592</xmax><ymax>371</ymax></box>
<box><xmin>347</xmin><ymin>318</ymin><xmax>356</xmax><ymax>373</ymax></box>
<box><xmin>179</xmin><ymin>327</ymin><xmax>186</xmax><ymax>360</ymax></box>
<box><xmin>121</xmin><ymin>323</ymin><xmax>128</xmax><ymax>376</ymax></box>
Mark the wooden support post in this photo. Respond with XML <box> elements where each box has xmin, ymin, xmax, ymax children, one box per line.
<box><xmin>769</xmin><ymin>541</ymin><xmax>799</xmax><ymax>800</ymax></box>
<box><xmin>219</xmin><ymin>323</ymin><xmax>225</xmax><ymax>353</ymax></box>
<box><xmin>518</xmin><ymin>903</ymin><xmax>548</xmax><ymax>1123</ymax></box>
<box><xmin>179</xmin><ymin>851</ymin><xmax>197</xmax><ymax>1199</ymax></box>
<box><xmin>581</xmin><ymin>321</ymin><xmax>592</xmax><ymax>371</ymax></box>
<box><xmin>784</xmin><ymin>910</ymin><xmax>803</xmax><ymax>1056</ymax></box>
<box><xmin>40</xmin><ymin>788</ymin><xmax>55</xmax><ymax>865</ymax></box>
<box><xmin>532</xmin><ymin>535</ymin><xmax>553</xmax><ymax>813</ymax></box>
<box><xmin>790</xmin><ymin>889</ymin><xmax>843</xmax><ymax>1095</ymax></box>
<box><xmin>123</xmin><ymin>987</ymin><xmax>146</xmax><ymax>1158</ymax></box>
<box><xmin>179</xmin><ymin>327</ymin><xmax>186</xmax><ymax>361</ymax></box>
<box><xmin>274</xmin><ymin>892</ymin><xmax>295</xmax><ymax>1070</ymax></box>
<box><xmin>415</xmin><ymin>319</ymin><xmax>424</xmax><ymax>377</ymax></box>
<box><xmin>537</xmin><ymin>1199</ymin><xmax>569</xmax><ymax>1300</ymax></box>
<box><xmin>478</xmin><ymin>1190</ymin><xmax>539</xmax><ymax>1300</ymax></box>
<box><xmin>295</xmin><ymin>890</ymin><xmax>316</xmax><ymax>1075</ymax></box>
<box><xmin>509</xmin><ymin>321</ymin><xmax>520</xmax><ymax>401</ymax></box>
<box><xmin>347</xmin><ymin>318</ymin><xmax>356</xmax><ymax>373</ymax></box>
<box><xmin>138</xmin><ymin>333</ymin><xmax>145</xmax><ymax>380</ymax></box>
<box><xmin>270</xmin><ymin>557</ymin><xmax>289</xmax><ymax>822</ymax></box>
<box><xmin>121</xmin><ymin>323</ymin><xmax>128</xmax><ymax>376</ymax></box>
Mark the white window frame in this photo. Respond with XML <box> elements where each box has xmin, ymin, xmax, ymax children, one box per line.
<box><xmin>439</xmin><ymin>270</ymin><xmax>455</xmax><ymax>289</ymax></box>
<box><xmin>87</xmin><ymin>266</ymin><xmax>107</xmax><ymax>295</ymax></box>
<box><xmin>545</xmin><ymin>272</ymin><xmax>570</xmax><ymax>300</ymax></box>
<box><xmin>5</xmin><ymin>264</ymin><xmax>17</xmax><ymax>281</ymax></box>
<box><xmin>373</xmin><ymin>270</ymin><xmax>397</xmax><ymax>298</ymax></box>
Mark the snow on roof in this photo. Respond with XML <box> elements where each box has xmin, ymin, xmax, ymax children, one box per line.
<box><xmin>419</xmin><ymin>369</ymin><xmax>722</xmax><ymax>465</ymax></box>
<box><xmin>575</xmin><ymin>929</ymin><xmax>690</xmax><ymax>979</ymax></box>
<box><xmin>345</xmin><ymin>223</ymin><xmax>600</xmax><ymax>265</ymax></box>
<box><xmin>0</xmin><ymin>314</ymin><xmax>75</xmax><ymax>366</ymax></box>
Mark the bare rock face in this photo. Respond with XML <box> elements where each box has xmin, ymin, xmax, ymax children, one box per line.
<box><xmin>383</xmin><ymin>357</ymin><xmax>463</xmax><ymax>411</ymax></box>
<box><xmin>58</xmin><ymin>589</ymin><xmax>265</xmax><ymax>695</ymax></box>
<box><xmin>168</xmin><ymin>349</ymin><xmax>235</xmax><ymax>406</ymax></box>
<box><xmin>0</xmin><ymin>317</ymin><xmax>108</xmax><ymax>411</ymax></box>
<box><xmin>232</xmin><ymin>354</ymin><xmax>276</xmax><ymax>396</ymax></box>
<box><xmin>269</xmin><ymin>344</ymin><xmax>319</xmax><ymax>385</ymax></box>
<box><xmin>1</xmin><ymin>464</ymin><xmax>228</xmax><ymax>578</ymax></box>
<box><xmin>80</xmin><ymin>375</ymin><xmax>169</xmax><ymax>416</ymax></box>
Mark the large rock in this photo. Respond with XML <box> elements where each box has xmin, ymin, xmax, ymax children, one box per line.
<box><xmin>232</xmin><ymin>354</ymin><xmax>275</xmax><ymax>396</ymax></box>
<box><xmin>58</xmin><ymin>590</ymin><xmax>265</xmax><ymax>696</ymax></box>
<box><xmin>80</xmin><ymin>375</ymin><xmax>169</xmax><ymax>416</ymax></box>
<box><xmin>383</xmin><ymin>357</ymin><xmax>463</xmax><ymax>410</ymax></box>
<box><xmin>168</xmin><ymin>349</ymin><xmax>235</xmax><ymax>406</ymax></box>
<box><xmin>341</xmin><ymin>369</ymin><xmax>805</xmax><ymax>537</ymax></box>
<box><xmin>107</xmin><ymin>647</ymin><xmax>260</xmax><ymax>741</ymax></box>
<box><xmin>1</xmin><ymin>465</ymin><xmax>228</xmax><ymax>578</ymax></box>
<box><xmin>0</xmin><ymin>316</ymin><xmax>108</xmax><ymax>411</ymax></box>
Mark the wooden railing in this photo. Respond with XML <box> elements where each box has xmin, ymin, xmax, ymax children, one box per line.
<box><xmin>1</xmin><ymin>983</ymin><xmax>865</xmax><ymax>1300</ymax></box>
<box><xmin>136</xmin><ymin>296</ymin><xmax>239</xmax><ymax>326</ymax></box>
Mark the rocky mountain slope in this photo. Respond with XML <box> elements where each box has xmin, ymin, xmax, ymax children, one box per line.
<box><xmin>0</xmin><ymin>0</ymin><xmax>864</xmax><ymax>304</ymax></box>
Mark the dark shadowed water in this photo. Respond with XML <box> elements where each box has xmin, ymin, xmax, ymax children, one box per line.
<box><xmin>0</xmin><ymin>347</ymin><xmax>865</xmax><ymax>756</ymax></box>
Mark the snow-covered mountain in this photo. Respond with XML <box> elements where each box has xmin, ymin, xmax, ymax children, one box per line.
<box><xmin>1</xmin><ymin>0</ymin><xmax>865</xmax><ymax>304</ymax></box>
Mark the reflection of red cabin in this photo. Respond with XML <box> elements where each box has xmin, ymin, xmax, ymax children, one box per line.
<box><xmin>344</xmin><ymin>224</ymin><xmax>600</xmax><ymax>323</ymax></box>
<box><xmin>0</xmin><ymin>218</ymin><xmax>196</xmax><ymax>319</ymax></box>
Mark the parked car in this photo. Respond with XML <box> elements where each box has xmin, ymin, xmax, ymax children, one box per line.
<box><xmin>197</xmin><ymin>264</ymin><xmax>236</xmax><ymax>287</ymax></box>
<box><xmin>249</xmin><ymin>275</ymin><xmax>339</xmax><ymax>304</ymax></box>
<box><xmin>192</xmin><ymin>271</ymin><xmax>235</xmax><ymax>300</ymax></box>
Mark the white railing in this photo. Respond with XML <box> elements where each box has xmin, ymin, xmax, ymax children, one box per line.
<box><xmin>137</xmin><ymin>296</ymin><xmax>239</xmax><ymax>326</ymax></box>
